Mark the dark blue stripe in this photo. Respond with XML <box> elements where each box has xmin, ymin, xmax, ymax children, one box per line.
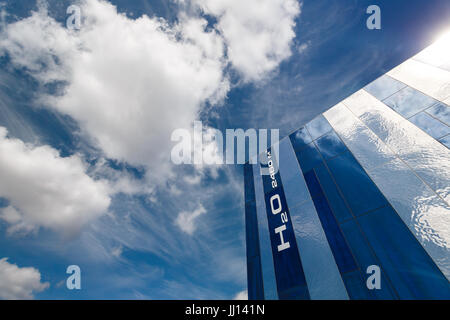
<box><xmin>244</xmin><ymin>164</ymin><xmax>264</xmax><ymax>300</ymax></box>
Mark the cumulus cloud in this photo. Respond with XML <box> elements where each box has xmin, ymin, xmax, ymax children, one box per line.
<box><xmin>0</xmin><ymin>258</ymin><xmax>49</xmax><ymax>300</ymax></box>
<box><xmin>0</xmin><ymin>0</ymin><xmax>229</xmax><ymax>182</ymax></box>
<box><xmin>189</xmin><ymin>0</ymin><xmax>301</xmax><ymax>81</ymax></box>
<box><xmin>175</xmin><ymin>204</ymin><xmax>207</xmax><ymax>235</ymax></box>
<box><xmin>0</xmin><ymin>0</ymin><xmax>300</xmax><ymax>177</ymax></box>
<box><xmin>0</xmin><ymin>127</ymin><xmax>110</xmax><ymax>235</ymax></box>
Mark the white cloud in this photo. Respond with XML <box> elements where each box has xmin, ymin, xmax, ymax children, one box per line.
<box><xmin>0</xmin><ymin>0</ymin><xmax>229</xmax><ymax>182</ymax></box>
<box><xmin>175</xmin><ymin>204</ymin><xmax>207</xmax><ymax>235</ymax></box>
<box><xmin>0</xmin><ymin>127</ymin><xmax>110</xmax><ymax>235</ymax></box>
<box><xmin>0</xmin><ymin>258</ymin><xmax>49</xmax><ymax>300</ymax></box>
<box><xmin>190</xmin><ymin>0</ymin><xmax>301</xmax><ymax>81</ymax></box>
<box><xmin>0</xmin><ymin>0</ymin><xmax>301</xmax><ymax>179</ymax></box>
<box><xmin>233</xmin><ymin>290</ymin><xmax>248</xmax><ymax>300</ymax></box>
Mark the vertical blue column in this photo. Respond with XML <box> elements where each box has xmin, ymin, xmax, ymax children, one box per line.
<box><xmin>253</xmin><ymin>164</ymin><xmax>278</xmax><ymax>300</ymax></box>
<box><xmin>244</xmin><ymin>163</ymin><xmax>264</xmax><ymax>300</ymax></box>
<box><xmin>278</xmin><ymin>137</ymin><xmax>349</xmax><ymax>300</ymax></box>
<box><xmin>259</xmin><ymin>148</ymin><xmax>310</xmax><ymax>300</ymax></box>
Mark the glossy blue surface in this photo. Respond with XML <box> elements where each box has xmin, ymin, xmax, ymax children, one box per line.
<box><xmin>358</xmin><ymin>206</ymin><xmax>450</xmax><ymax>299</ymax></box>
<box><xmin>289</xmin><ymin>200</ymin><xmax>349</xmax><ymax>300</ymax></box>
<box><xmin>340</xmin><ymin>219</ymin><xmax>397</xmax><ymax>299</ymax></box>
<box><xmin>244</xmin><ymin>164</ymin><xmax>264</xmax><ymax>300</ymax></box>
<box><xmin>289</xmin><ymin>127</ymin><xmax>312</xmax><ymax>152</ymax></box>
<box><xmin>409</xmin><ymin>111</ymin><xmax>450</xmax><ymax>139</ymax></box>
<box><xmin>306</xmin><ymin>115</ymin><xmax>333</xmax><ymax>140</ymax></box>
<box><xmin>439</xmin><ymin>134</ymin><xmax>450</xmax><ymax>148</ymax></box>
<box><xmin>244</xmin><ymin>163</ymin><xmax>256</xmax><ymax>203</ymax></box>
<box><xmin>278</xmin><ymin>138</ymin><xmax>311</xmax><ymax>208</ymax></box>
<box><xmin>247</xmin><ymin>256</ymin><xmax>264</xmax><ymax>300</ymax></box>
<box><xmin>291</xmin><ymin>142</ymin><xmax>323</xmax><ymax>172</ymax></box>
<box><xmin>342</xmin><ymin>271</ymin><xmax>372</xmax><ymax>300</ymax></box>
<box><xmin>326</xmin><ymin>151</ymin><xmax>388</xmax><ymax>216</ymax></box>
<box><xmin>426</xmin><ymin>102</ymin><xmax>450</xmax><ymax>126</ymax></box>
<box><xmin>253</xmin><ymin>164</ymin><xmax>279</xmax><ymax>300</ymax></box>
<box><xmin>383</xmin><ymin>86</ymin><xmax>438</xmax><ymax>118</ymax></box>
<box><xmin>364</xmin><ymin>75</ymin><xmax>407</xmax><ymax>101</ymax></box>
<box><xmin>366</xmin><ymin>159</ymin><xmax>450</xmax><ymax>280</ymax></box>
<box><xmin>304</xmin><ymin>170</ymin><xmax>358</xmax><ymax>275</ymax></box>
<box><xmin>260</xmin><ymin>150</ymin><xmax>310</xmax><ymax>300</ymax></box>
<box><xmin>314</xmin><ymin>163</ymin><xmax>353</xmax><ymax>223</ymax></box>
<box><xmin>315</xmin><ymin>131</ymin><xmax>348</xmax><ymax>160</ymax></box>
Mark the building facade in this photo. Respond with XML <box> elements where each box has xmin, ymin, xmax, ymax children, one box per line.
<box><xmin>244</xmin><ymin>35</ymin><xmax>450</xmax><ymax>299</ymax></box>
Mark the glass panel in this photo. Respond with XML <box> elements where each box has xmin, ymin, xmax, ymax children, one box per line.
<box><xmin>368</xmin><ymin>159</ymin><xmax>450</xmax><ymax>280</ymax></box>
<box><xmin>290</xmin><ymin>195</ymin><xmax>349</xmax><ymax>300</ymax></box>
<box><xmin>253</xmin><ymin>164</ymin><xmax>278</xmax><ymax>300</ymax></box>
<box><xmin>383</xmin><ymin>86</ymin><xmax>438</xmax><ymax>119</ymax></box>
<box><xmin>425</xmin><ymin>102</ymin><xmax>450</xmax><ymax>126</ymax></box>
<box><xmin>260</xmin><ymin>151</ymin><xmax>310</xmax><ymax>300</ymax></box>
<box><xmin>326</xmin><ymin>151</ymin><xmax>388</xmax><ymax>216</ymax></box>
<box><xmin>247</xmin><ymin>256</ymin><xmax>264</xmax><ymax>300</ymax></box>
<box><xmin>278</xmin><ymin>138</ymin><xmax>311</xmax><ymax>209</ymax></box>
<box><xmin>387</xmin><ymin>59</ymin><xmax>450</xmax><ymax>102</ymax></box>
<box><xmin>439</xmin><ymin>134</ymin><xmax>450</xmax><ymax>148</ymax></box>
<box><xmin>314</xmin><ymin>163</ymin><xmax>353</xmax><ymax>223</ymax></box>
<box><xmin>364</xmin><ymin>74</ymin><xmax>406</xmax><ymax>101</ymax></box>
<box><xmin>344</xmin><ymin>90</ymin><xmax>450</xmax><ymax>203</ymax></box>
<box><xmin>291</xmin><ymin>141</ymin><xmax>322</xmax><ymax>173</ymax></box>
<box><xmin>303</xmin><ymin>170</ymin><xmax>358</xmax><ymax>274</ymax></box>
<box><xmin>324</xmin><ymin>102</ymin><xmax>396</xmax><ymax>169</ymax></box>
<box><xmin>341</xmin><ymin>270</ymin><xmax>373</xmax><ymax>300</ymax></box>
<box><xmin>315</xmin><ymin>130</ymin><xmax>348</xmax><ymax>160</ymax></box>
<box><xmin>409</xmin><ymin>111</ymin><xmax>450</xmax><ymax>139</ymax></box>
<box><xmin>305</xmin><ymin>114</ymin><xmax>332</xmax><ymax>140</ymax></box>
<box><xmin>358</xmin><ymin>206</ymin><xmax>450</xmax><ymax>299</ymax></box>
<box><xmin>244</xmin><ymin>163</ymin><xmax>256</xmax><ymax>203</ymax></box>
<box><xmin>340</xmin><ymin>219</ymin><xmax>397</xmax><ymax>299</ymax></box>
<box><xmin>289</xmin><ymin>127</ymin><xmax>312</xmax><ymax>152</ymax></box>
<box><xmin>245</xmin><ymin>201</ymin><xmax>260</xmax><ymax>259</ymax></box>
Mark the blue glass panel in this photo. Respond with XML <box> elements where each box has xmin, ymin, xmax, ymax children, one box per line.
<box><xmin>364</xmin><ymin>75</ymin><xmax>406</xmax><ymax>101</ymax></box>
<box><xmin>290</xmin><ymin>200</ymin><xmax>349</xmax><ymax>300</ymax></box>
<box><xmin>304</xmin><ymin>170</ymin><xmax>358</xmax><ymax>274</ymax></box>
<box><xmin>358</xmin><ymin>206</ymin><xmax>450</xmax><ymax>299</ymax></box>
<box><xmin>244</xmin><ymin>163</ymin><xmax>256</xmax><ymax>203</ymax></box>
<box><xmin>314</xmin><ymin>163</ymin><xmax>353</xmax><ymax>223</ymax></box>
<box><xmin>303</xmin><ymin>170</ymin><xmax>322</xmax><ymax>198</ymax></box>
<box><xmin>260</xmin><ymin>148</ymin><xmax>310</xmax><ymax>300</ymax></box>
<box><xmin>315</xmin><ymin>131</ymin><xmax>348</xmax><ymax>160</ymax></box>
<box><xmin>289</xmin><ymin>127</ymin><xmax>312</xmax><ymax>152</ymax></box>
<box><xmin>342</xmin><ymin>271</ymin><xmax>373</xmax><ymax>300</ymax></box>
<box><xmin>245</xmin><ymin>201</ymin><xmax>260</xmax><ymax>259</ymax></box>
<box><xmin>278</xmin><ymin>138</ymin><xmax>311</xmax><ymax>208</ymax></box>
<box><xmin>409</xmin><ymin>111</ymin><xmax>450</xmax><ymax>139</ymax></box>
<box><xmin>247</xmin><ymin>256</ymin><xmax>264</xmax><ymax>300</ymax></box>
<box><xmin>439</xmin><ymin>134</ymin><xmax>450</xmax><ymax>148</ymax></box>
<box><xmin>306</xmin><ymin>115</ymin><xmax>333</xmax><ymax>140</ymax></box>
<box><xmin>278</xmin><ymin>285</ymin><xmax>310</xmax><ymax>300</ymax></box>
<box><xmin>383</xmin><ymin>86</ymin><xmax>438</xmax><ymax>119</ymax></box>
<box><xmin>426</xmin><ymin>102</ymin><xmax>450</xmax><ymax>126</ymax></box>
<box><xmin>340</xmin><ymin>219</ymin><xmax>397</xmax><ymax>299</ymax></box>
<box><xmin>292</xmin><ymin>142</ymin><xmax>323</xmax><ymax>173</ymax></box>
<box><xmin>253</xmin><ymin>164</ymin><xmax>278</xmax><ymax>300</ymax></box>
<box><xmin>326</xmin><ymin>151</ymin><xmax>388</xmax><ymax>216</ymax></box>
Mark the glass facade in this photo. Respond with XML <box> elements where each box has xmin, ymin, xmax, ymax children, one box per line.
<box><xmin>244</xmin><ymin>37</ymin><xmax>450</xmax><ymax>300</ymax></box>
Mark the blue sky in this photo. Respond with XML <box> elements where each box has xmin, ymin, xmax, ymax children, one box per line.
<box><xmin>0</xmin><ymin>0</ymin><xmax>449</xmax><ymax>300</ymax></box>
